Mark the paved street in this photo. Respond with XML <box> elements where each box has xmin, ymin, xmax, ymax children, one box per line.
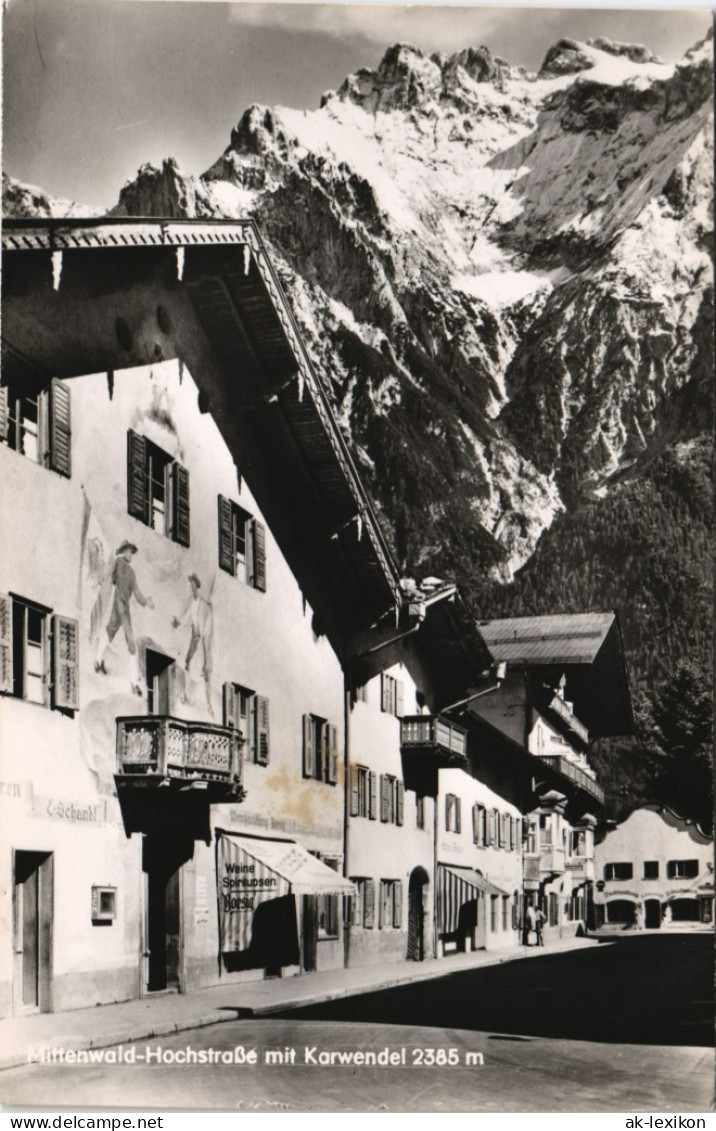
<box><xmin>1</xmin><ymin>936</ymin><xmax>712</xmax><ymax>1112</ymax></box>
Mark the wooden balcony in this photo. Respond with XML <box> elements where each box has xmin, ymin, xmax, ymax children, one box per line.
<box><xmin>546</xmin><ymin>694</ymin><xmax>589</xmax><ymax>745</ymax></box>
<box><xmin>116</xmin><ymin>716</ymin><xmax>243</xmax><ymax>800</ymax></box>
<box><xmin>400</xmin><ymin>715</ymin><xmax>467</xmax><ymax>768</ymax></box>
<box><xmin>539</xmin><ymin>754</ymin><xmax>604</xmax><ymax>805</ymax></box>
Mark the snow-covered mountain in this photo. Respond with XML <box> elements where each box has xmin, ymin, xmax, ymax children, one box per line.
<box><xmin>4</xmin><ymin>32</ymin><xmax>713</xmax><ymax>700</ymax></box>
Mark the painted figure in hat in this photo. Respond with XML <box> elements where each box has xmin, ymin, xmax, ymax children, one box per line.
<box><xmin>94</xmin><ymin>540</ymin><xmax>154</xmax><ymax>694</ymax></box>
<box><xmin>173</xmin><ymin>572</ymin><xmax>214</xmax><ymax>711</ymax></box>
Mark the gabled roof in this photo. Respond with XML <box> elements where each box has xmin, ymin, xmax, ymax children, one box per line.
<box><xmin>477</xmin><ymin>612</ymin><xmax>633</xmax><ymax>738</ymax></box>
<box><xmin>477</xmin><ymin>612</ymin><xmax>616</xmax><ymax>665</ymax></box>
<box><xmin>1</xmin><ymin>217</ymin><xmax>401</xmax><ymax>657</ymax></box>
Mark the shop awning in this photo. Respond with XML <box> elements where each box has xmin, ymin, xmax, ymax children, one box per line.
<box><xmin>217</xmin><ymin>831</ymin><xmax>355</xmax><ymax>896</ymax></box>
<box><xmin>437</xmin><ymin>864</ymin><xmax>508</xmax><ymax>934</ymax></box>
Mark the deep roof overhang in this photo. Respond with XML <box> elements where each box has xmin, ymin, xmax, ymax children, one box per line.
<box><xmin>478</xmin><ymin>612</ymin><xmax>634</xmax><ymax>738</ymax></box>
<box><xmin>1</xmin><ymin>218</ymin><xmax>401</xmax><ymax>657</ymax></box>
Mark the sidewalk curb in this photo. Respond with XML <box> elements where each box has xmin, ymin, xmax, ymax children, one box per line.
<box><xmin>0</xmin><ymin>939</ymin><xmax>603</xmax><ymax>1073</ymax></box>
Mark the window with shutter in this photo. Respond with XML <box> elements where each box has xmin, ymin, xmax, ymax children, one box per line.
<box><xmin>380</xmin><ymin>775</ymin><xmax>389</xmax><ymax>823</ymax></box>
<box><xmin>395</xmin><ymin>681</ymin><xmax>404</xmax><ymax>718</ymax></box>
<box><xmin>217</xmin><ymin>498</ymin><xmax>267</xmax><ymax>591</ymax></box>
<box><xmin>368</xmin><ymin>772</ymin><xmax>377</xmax><ymax>820</ymax></box>
<box><xmin>51</xmin><ymin>615</ymin><xmax>79</xmax><ymax>711</ymax></box>
<box><xmin>0</xmin><ymin>594</ymin><xmax>14</xmax><ymax>695</ymax></box>
<box><xmin>363</xmin><ymin>879</ymin><xmax>375</xmax><ymax>929</ymax></box>
<box><xmin>349</xmin><ymin>765</ymin><xmax>360</xmax><ymax>817</ymax></box>
<box><xmin>49</xmin><ymin>378</ymin><xmax>72</xmax><ymax>478</ymax></box>
<box><xmin>1</xmin><ymin>380</ymin><xmax>69</xmax><ymax>474</ymax></box>
<box><xmin>396</xmin><ymin>781</ymin><xmax>404</xmax><ymax>827</ymax></box>
<box><xmin>393</xmin><ymin>881</ymin><xmax>403</xmax><ymax>929</ymax></box>
<box><xmin>128</xmin><ymin>431</ymin><xmax>189</xmax><ymax>544</ymax></box>
<box><xmin>127</xmin><ymin>430</ymin><xmax>148</xmax><ymax>522</ymax></box>
<box><xmin>172</xmin><ymin>463</ymin><xmax>190</xmax><ymax>547</ymax></box>
<box><xmin>327</xmin><ymin>724</ymin><xmax>338</xmax><ymax>784</ymax></box>
<box><xmin>302</xmin><ymin>714</ymin><xmax>315</xmax><ymax>779</ymax></box>
<box><xmin>251</xmin><ymin>520</ymin><xmax>267</xmax><ymax>592</ymax></box>
<box><xmin>256</xmin><ymin>695</ymin><xmax>269</xmax><ymax>765</ymax></box>
<box><xmin>222</xmin><ymin>682</ymin><xmax>240</xmax><ymax>730</ymax></box>
<box><xmin>2</xmin><ymin>595</ymin><xmax>76</xmax><ymax>712</ymax></box>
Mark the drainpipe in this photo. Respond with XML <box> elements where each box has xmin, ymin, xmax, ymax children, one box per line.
<box><xmin>342</xmin><ymin>670</ymin><xmax>351</xmax><ymax>969</ymax></box>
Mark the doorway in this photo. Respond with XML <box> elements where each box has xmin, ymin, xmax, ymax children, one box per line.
<box><xmin>13</xmin><ymin>851</ymin><xmax>53</xmax><ymax>1014</ymax></box>
<box><xmin>302</xmin><ymin>895</ymin><xmax>318</xmax><ymax>972</ymax></box>
<box><xmin>142</xmin><ymin>835</ymin><xmax>190</xmax><ymax>994</ymax></box>
<box><xmin>644</xmin><ymin>898</ymin><xmax>661</xmax><ymax>929</ymax></box>
<box><xmin>407</xmin><ymin>867</ymin><xmax>428</xmax><ymax>961</ymax></box>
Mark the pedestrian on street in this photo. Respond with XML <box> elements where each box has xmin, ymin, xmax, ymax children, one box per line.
<box><xmin>534</xmin><ymin>904</ymin><xmax>546</xmax><ymax>946</ymax></box>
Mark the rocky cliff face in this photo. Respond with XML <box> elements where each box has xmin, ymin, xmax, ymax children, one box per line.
<box><xmin>5</xmin><ymin>31</ymin><xmax>713</xmax><ymax>698</ymax></box>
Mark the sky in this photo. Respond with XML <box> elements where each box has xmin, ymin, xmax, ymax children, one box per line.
<box><xmin>2</xmin><ymin>0</ymin><xmax>712</xmax><ymax>208</ymax></box>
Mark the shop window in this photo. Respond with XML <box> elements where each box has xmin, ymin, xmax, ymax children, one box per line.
<box><xmin>643</xmin><ymin>861</ymin><xmax>659</xmax><ymax>880</ymax></box>
<box><xmin>379</xmin><ymin>880</ymin><xmax>403</xmax><ymax>929</ymax></box>
<box><xmin>445</xmin><ymin>793</ymin><xmax>461</xmax><ymax>834</ymax></box>
<box><xmin>604</xmin><ymin>862</ymin><xmax>633</xmax><ymax>881</ymax></box>
<box><xmin>303</xmin><ymin>714</ymin><xmax>338</xmax><ymax>784</ymax></box>
<box><xmin>380</xmin><ymin>775</ymin><xmax>404</xmax><ymax>825</ymax></box>
<box><xmin>0</xmin><ymin>378</ymin><xmax>71</xmax><ymax>477</ymax></box>
<box><xmin>666</xmin><ymin>860</ymin><xmax>699</xmax><ymax>879</ymax></box>
<box><xmin>349</xmin><ymin>764</ymin><xmax>376</xmax><ymax>819</ymax></box>
<box><xmin>381</xmin><ymin>673</ymin><xmax>404</xmax><ymax>717</ymax></box>
<box><xmin>218</xmin><ymin>495</ymin><xmax>266</xmax><ymax>590</ymax></box>
<box><xmin>1</xmin><ymin>594</ymin><xmax>78</xmax><ymax>712</ymax></box>
<box><xmin>223</xmin><ymin>683</ymin><xmax>269</xmax><ymax>765</ymax></box>
<box><xmin>127</xmin><ymin>431</ymin><xmax>190</xmax><ymax>546</ymax></box>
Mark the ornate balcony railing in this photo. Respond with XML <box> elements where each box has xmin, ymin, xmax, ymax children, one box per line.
<box><xmin>539</xmin><ymin>754</ymin><xmax>604</xmax><ymax>804</ymax></box>
<box><xmin>116</xmin><ymin>715</ymin><xmax>243</xmax><ymax>793</ymax></box>
<box><xmin>400</xmin><ymin>715</ymin><xmax>467</xmax><ymax>765</ymax></box>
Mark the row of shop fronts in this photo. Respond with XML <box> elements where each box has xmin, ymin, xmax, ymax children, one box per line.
<box><xmin>2</xmin><ymin>217</ymin><xmax>638</xmax><ymax>1018</ymax></box>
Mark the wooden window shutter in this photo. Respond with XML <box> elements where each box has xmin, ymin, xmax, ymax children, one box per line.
<box><xmin>349</xmin><ymin>765</ymin><xmax>360</xmax><ymax>817</ymax></box>
<box><xmin>380</xmin><ymin>775</ymin><xmax>389</xmax><ymax>822</ymax></box>
<box><xmin>173</xmin><ymin>463</ymin><xmax>190</xmax><ymax>547</ymax></box>
<box><xmin>328</xmin><ymin>724</ymin><xmax>338</xmax><ymax>784</ymax></box>
<box><xmin>251</xmin><ymin>520</ymin><xmax>267</xmax><ymax>591</ymax></box>
<box><xmin>393</xmin><ymin>881</ymin><xmax>403</xmax><ymax>928</ymax></box>
<box><xmin>396</xmin><ymin>680</ymin><xmax>404</xmax><ymax>718</ymax></box>
<box><xmin>218</xmin><ymin>496</ymin><xmax>235</xmax><ymax>574</ymax></box>
<box><xmin>368</xmin><ymin>772</ymin><xmax>377</xmax><ymax>820</ymax></box>
<box><xmin>0</xmin><ymin>386</ymin><xmax>8</xmax><ymax>443</ymax></box>
<box><xmin>49</xmin><ymin>378</ymin><xmax>72</xmax><ymax>478</ymax></box>
<box><xmin>256</xmin><ymin>696</ymin><xmax>270</xmax><ymax>765</ymax></box>
<box><xmin>51</xmin><ymin>615</ymin><xmax>79</xmax><ymax>710</ymax></box>
<box><xmin>302</xmin><ymin>714</ymin><xmax>314</xmax><ymax>778</ymax></box>
<box><xmin>381</xmin><ymin>674</ymin><xmax>390</xmax><ymax>713</ymax></box>
<box><xmin>364</xmin><ymin>880</ymin><xmax>375</xmax><ymax>929</ymax></box>
<box><xmin>222</xmin><ymin>682</ymin><xmax>239</xmax><ymax>730</ymax></box>
<box><xmin>445</xmin><ymin>794</ymin><xmax>451</xmax><ymax>831</ymax></box>
<box><xmin>472</xmin><ymin>804</ymin><xmax>480</xmax><ymax>845</ymax></box>
<box><xmin>456</xmin><ymin>798</ymin><xmax>461</xmax><ymax>834</ymax></box>
<box><xmin>0</xmin><ymin>594</ymin><xmax>14</xmax><ymax>695</ymax></box>
<box><xmin>127</xmin><ymin>430</ymin><xmax>148</xmax><ymax>522</ymax></box>
<box><xmin>378</xmin><ymin>880</ymin><xmax>385</xmax><ymax>930</ymax></box>
<box><xmin>396</xmin><ymin>781</ymin><xmax>404</xmax><ymax>826</ymax></box>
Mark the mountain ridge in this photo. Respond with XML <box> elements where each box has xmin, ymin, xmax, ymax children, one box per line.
<box><xmin>4</xmin><ymin>32</ymin><xmax>713</xmax><ymax>752</ymax></box>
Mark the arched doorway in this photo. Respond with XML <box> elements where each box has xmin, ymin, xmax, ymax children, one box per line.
<box><xmin>407</xmin><ymin>867</ymin><xmax>429</xmax><ymax>961</ymax></box>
